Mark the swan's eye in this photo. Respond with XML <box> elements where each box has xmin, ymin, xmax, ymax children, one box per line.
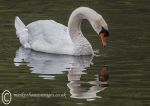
<box><xmin>100</xmin><ymin>27</ymin><xmax>109</xmax><ymax>37</ymax></box>
<box><xmin>105</xmin><ymin>30</ymin><xmax>109</xmax><ymax>37</ymax></box>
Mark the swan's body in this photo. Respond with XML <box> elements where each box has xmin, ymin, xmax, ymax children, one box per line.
<box><xmin>15</xmin><ymin>7</ymin><xmax>108</xmax><ymax>55</ymax></box>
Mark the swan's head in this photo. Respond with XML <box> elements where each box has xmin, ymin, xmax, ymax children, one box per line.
<box><xmin>92</xmin><ymin>15</ymin><xmax>109</xmax><ymax>47</ymax></box>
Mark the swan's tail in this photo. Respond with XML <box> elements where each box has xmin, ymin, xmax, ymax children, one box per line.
<box><xmin>15</xmin><ymin>16</ymin><xmax>31</xmax><ymax>48</ymax></box>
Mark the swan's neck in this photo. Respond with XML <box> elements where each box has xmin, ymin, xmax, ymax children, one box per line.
<box><xmin>68</xmin><ymin>7</ymin><xmax>99</xmax><ymax>40</ymax></box>
<box><xmin>68</xmin><ymin>7</ymin><xmax>100</xmax><ymax>55</ymax></box>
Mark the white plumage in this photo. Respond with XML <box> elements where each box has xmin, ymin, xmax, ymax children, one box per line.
<box><xmin>15</xmin><ymin>7</ymin><xmax>108</xmax><ymax>55</ymax></box>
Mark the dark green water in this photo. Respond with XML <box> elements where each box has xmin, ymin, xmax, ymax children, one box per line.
<box><xmin>0</xmin><ymin>0</ymin><xmax>150</xmax><ymax>106</ymax></box>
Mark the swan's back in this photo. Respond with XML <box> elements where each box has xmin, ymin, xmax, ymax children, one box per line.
<box><xmin>26</xmin><ymin>20</ymin><xmax>74</xmax><ymax>54</ymax></box>
<box><xmin>27</xmin><ymin>20</ymin><xmax>69</xmax><ymax>43</ymax></box>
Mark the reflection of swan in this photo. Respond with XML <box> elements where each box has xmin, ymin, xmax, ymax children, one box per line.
<box><xmin>67</xmin><ymin>66</ymin><xmax>109</xmax><ymax>100</ymax></box>
<box><xmin>14</xmin><ymin>47</ymin><xmax>109</xmax><ymax>100</ymax></box>
<box><xmin>14</xmin><ymin>7</ymin><xmax>109</xmax><ymax>55</ymax></box>
<box><xmin>14</xmin><ymin>47</ymin><xmax>93</xmax><ymax>79</ymax></box>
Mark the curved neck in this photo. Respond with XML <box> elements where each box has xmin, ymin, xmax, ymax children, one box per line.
<box><xmin>68</xmin><ymin>7</ymin><xmax>99</xmax><ymax>40</ymax></box>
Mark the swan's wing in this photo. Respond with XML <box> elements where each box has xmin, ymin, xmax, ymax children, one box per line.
<box><xmin>26</xmin><ymin>20</ymin><xmax>73</xmax><ymax>54</ymax></box>
<box><xmin>27</xmin><ymin>20</ymin><xmax>71</xmax><ymax>43</ymax></box>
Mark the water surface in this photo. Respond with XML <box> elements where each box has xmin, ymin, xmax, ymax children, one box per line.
<box><xmin>0</xmin><ymin>0</ymin><xmax>150</xmax><ymax>106</ymax></box>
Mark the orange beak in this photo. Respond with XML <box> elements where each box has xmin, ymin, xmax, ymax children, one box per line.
<box><xmin>100</xmin><ymin>33</ymin><xmax>107</xmax><ymax>47</ymax></box>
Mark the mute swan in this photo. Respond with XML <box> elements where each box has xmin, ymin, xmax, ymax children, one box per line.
<box><xmin>15</xmin><ymin>7</ymin><xmax>109</xmax><ymax>55</ymax></box>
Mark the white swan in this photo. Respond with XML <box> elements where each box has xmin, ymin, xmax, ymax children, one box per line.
<box><xmin>14</xmin><ymin>7</ymin><xmax>109</xmax><ymax>55</ymax></box>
